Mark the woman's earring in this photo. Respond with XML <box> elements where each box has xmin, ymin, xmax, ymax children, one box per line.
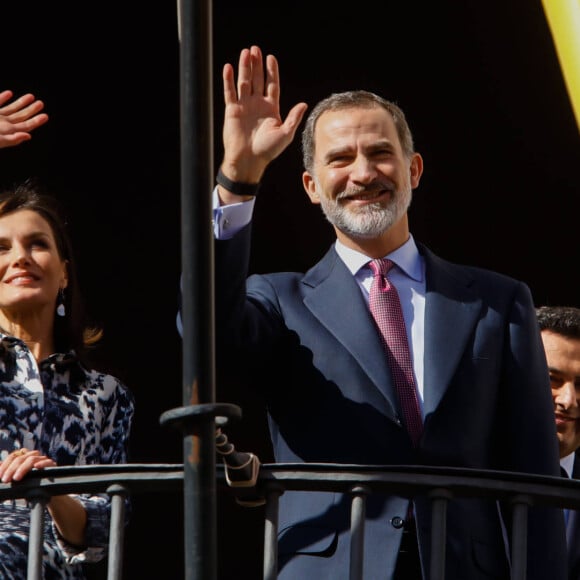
<box><xmin>56</xmin><ymin>288</ymin><xmax>66</xmax><ymax>317</ymax></box>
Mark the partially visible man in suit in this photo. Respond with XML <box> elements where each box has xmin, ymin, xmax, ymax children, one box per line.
<box><xmin>182</xmin><ymin>45</ymin><xmax>567</xmax><ymax>578</ymax></box>
<box><xmin>537</xmin><ymin>305</ymin><xmax>580</xmax><ymax>579</ymax></box>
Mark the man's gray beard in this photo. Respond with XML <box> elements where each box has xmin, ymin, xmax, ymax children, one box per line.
<box><xmin>319</xmin><ymin>188</ymin><xmax>412</xmax><ymax>239</ymax></box>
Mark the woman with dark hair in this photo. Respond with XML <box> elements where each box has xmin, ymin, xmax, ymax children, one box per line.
<box><xmin>0</xmin><ymin>180</ymin><xmax>135</xmax><ymax>579</ymax></box>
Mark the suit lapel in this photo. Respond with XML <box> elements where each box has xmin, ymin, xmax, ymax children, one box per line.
<box><xmin>300</xmin><ymin>245</ymin><xmax>485</xmax><ymax>426</ymax></box>
<box><xmin>420</xmin><ymin>247</ymin><xmax>482</xmax><ymax>418</ymax></box>
<box><xmin>301</xmin><ymin>247</ymin><xmax>400</xmax><ymax>420</ymax></box>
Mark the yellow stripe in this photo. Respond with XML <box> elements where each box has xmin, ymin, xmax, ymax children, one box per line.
<box><xmin>541</xmin><ymin>0</ymin><xmax>580</xmax><ymax>132</ymax></box>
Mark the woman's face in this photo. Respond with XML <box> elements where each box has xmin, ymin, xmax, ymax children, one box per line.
<box><xmin>0</xmin><ymin>209</ymin><xmax>67</xmax><ymax>316</ymax></box>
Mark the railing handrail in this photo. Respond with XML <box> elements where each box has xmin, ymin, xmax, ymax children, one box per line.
<box><xmin>2</xmin><ymin>462</ymin><xmax>578</xmax><ymax>580</ymax></box>
<box><xmin>225</xmin><ymin>462</ymin><xmax>580</xmax><ymax>509</ymax></box>
<box><xmin>2</xmin><ymin>462</ymin><xmax>578</xmax><ymax>509</ymax></box>
<box><xmin>0</xmin><ymin>463</ymin><xmax>183</xmax><ymax>501</ymax></box>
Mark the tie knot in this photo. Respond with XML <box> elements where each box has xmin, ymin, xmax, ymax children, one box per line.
<box><xmin>369</xmin><ymin>258</ymin><xmax>394</xmax><ymax>278</ymax></box>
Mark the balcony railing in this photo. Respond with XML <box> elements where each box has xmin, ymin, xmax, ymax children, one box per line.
<box><xmin>3</xmin><ymin>461</ymin><xmax>579</xmax><ymax>580</ymax></box>
<box><xmin>0</xmin><ymin>464</ymin><xmax>182</xmax><ymax>580</ymax></box>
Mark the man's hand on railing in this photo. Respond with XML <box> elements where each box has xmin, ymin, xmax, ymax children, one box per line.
<box><xmin>215</xmin><ymin>428</ymin><xmax>264</xmax><ymax>507</ymax></box>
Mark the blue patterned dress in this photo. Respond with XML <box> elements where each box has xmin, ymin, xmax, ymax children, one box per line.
<box><xmin>0</xmin><ymin>333</ymin><xmax>135</xmax><ymax>579</ymax></box>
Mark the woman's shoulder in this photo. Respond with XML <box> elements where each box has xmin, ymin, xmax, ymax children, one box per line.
<box><xmin>79</xmin><ymin>365</ymin><xmax>135</xmax><ymax>402</ymax></box>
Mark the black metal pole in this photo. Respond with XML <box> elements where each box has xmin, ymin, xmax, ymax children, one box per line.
<box><xmin>176</xmin><ymin>0</ymin><xmax>216</xmax><ymax>578</ymax></box>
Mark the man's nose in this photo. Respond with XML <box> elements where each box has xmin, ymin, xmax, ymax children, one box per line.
<box><xmin>350</xmin><ymin>157</ymin><xmax>377</xmax><ymax>183</ymax></box>
<box><xmin>555</xmin><ymin>382</ymin><xmax>578</xmax><ymax>409</ymax></box>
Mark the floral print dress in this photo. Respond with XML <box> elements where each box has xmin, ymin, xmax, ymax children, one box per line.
<box><xmin>0</xmin><ymin>334</ymin><xmax>135</xmax><ymax>579</ymax></box>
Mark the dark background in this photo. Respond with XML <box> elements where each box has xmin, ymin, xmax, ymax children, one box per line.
<box><xmin>2</xmin><ymin>1</ymin><xmax>579</xmax><ymax>578</ymax></box>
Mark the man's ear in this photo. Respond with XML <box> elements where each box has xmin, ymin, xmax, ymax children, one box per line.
<box><xmin>303</xmin><ymin>171</ymin><xmax>321</xmax><ymax>205</ymax></box>
<box><xmin>409</xmin><ymin>153</ymin><xmax>424</xmax><ymax>188</ymax></box>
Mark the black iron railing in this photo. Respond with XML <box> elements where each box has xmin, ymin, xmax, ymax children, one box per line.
<box><xmin>3</xmin><ymin>461</ymin><xmax>580</xmax><ymax>580</ymax></box>
<box><xmin>218</xmin><ymin>463</ymin><xmax>580</xmax><ymax>580</ymax></box>
<box><xmin>0</xmin><ymin>464</ymin><xmax>182</xmax><ymax>580</ymax></box>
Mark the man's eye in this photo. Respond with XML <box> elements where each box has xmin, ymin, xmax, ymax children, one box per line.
<box><xmin>372</xmin><ymin>149</ymin><xmax>394</xmax><ymax>159</ymax></box>
<box><xmin>329</xmin><ymin>156</ymin><xmax>351</xmax><ymax>165</ymax></box>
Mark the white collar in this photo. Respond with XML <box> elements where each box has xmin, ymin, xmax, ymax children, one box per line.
<box><xmin>560</xmin><ymin>452</ymin><xmax>575</xmax><ymax>478</ymax></box>
<box><xmin>334</xmin><ymin>234</ymin><xmax>423</xmax><ymax>281</ymax></box>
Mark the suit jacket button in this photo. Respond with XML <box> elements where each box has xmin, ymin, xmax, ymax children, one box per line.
<box><xmin>390</xmin><ymin>516</ymin><xmax>405</xmax><ymax>529</ymax></box>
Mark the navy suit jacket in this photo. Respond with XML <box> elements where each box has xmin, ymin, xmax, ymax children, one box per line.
<box><xmin>567</xmin><ymin>452</ymin><xmax>580</xmax><ymax>578</ymax></box>
<box><xmin>214</xmin><ymin>224</ymin><xmax>567</xmax><ymax>579</ymax></box>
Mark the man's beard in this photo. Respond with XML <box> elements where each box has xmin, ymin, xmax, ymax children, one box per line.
<box><xmin>318</xmin><ymin>181</ymin><xmax>412</xmax><ymax>239</ymax></box>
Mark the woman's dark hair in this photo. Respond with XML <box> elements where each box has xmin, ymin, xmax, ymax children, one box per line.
<box><xmin>0</xmin><ymin>179</ymin><xmax>102</xmax><ymax>358</ymax></box>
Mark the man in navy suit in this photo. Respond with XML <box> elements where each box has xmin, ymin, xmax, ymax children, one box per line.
<box><xmin>197</xmin><ymin>45</ymin><xmax>567</xmax><ymax>578</ymax></box>
<box><xmin>537</xmin><ymin>306</ymin><xmax>580</xmax><ymax>579</ymax></box>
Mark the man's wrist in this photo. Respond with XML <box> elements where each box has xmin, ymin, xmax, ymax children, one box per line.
<box><xmin>216</xmin><ymin>168</ymin><xmax>260</xmax><ymax>197</ymax></box>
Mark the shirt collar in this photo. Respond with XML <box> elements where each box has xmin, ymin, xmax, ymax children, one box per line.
<box><xmin>334</xmin><ymin>234</ymin><xmax>423</xmax><ymax>281</ymax></box>
<box><xmin>0</xmin><ymin>332</ymin><xmax>77</xmax><ymax>366</ymax></box>
<box><xmin>560</xmin><ymin>452</ymin><xmax>575</xmax><ymax>477</ymax></box>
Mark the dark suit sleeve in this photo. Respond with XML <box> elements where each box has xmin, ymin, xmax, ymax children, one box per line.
<box><xmin>497</xmin><ymin>282</ymin><xmax>559</xmax><ymax>474</ymax></box>
<box><xmin>497</xmin><ymin>281</ymin><xmax>567</xmax><ymax>578</ymax></box>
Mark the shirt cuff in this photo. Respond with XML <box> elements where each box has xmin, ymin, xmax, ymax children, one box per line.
<box><xmin>212</xmin><ymin>187</ymin><xmax>255</xmax><ymax>239</ymax></box>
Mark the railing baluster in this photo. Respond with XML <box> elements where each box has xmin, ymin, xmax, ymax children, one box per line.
<box><xmin>263</xmin><ymin>485</ymin><xmax>283</xmax><ymax>580</ymax></box>
<box><xmin>27</xmin><ymin>493</ymin><xmax>48</xmax><ymax>580</ymax></box>
<box><xmin>349</xmin><ymin>485</ymin><xmax>369</xmax><ymax>580</ymax></box>
<box><xmin>107</xmin><ymin>484</ymin><xmax>129</xmax><ymax>580</ymax></box>
<box><xmin>428</xmin><ymin>488</ymin><xmax>451</xmax><ymax>580</ymax></box>
<box><xmin>510</xmin><ymin>495</ymin><xmax>530</xmax><ymax>580</ymax></box>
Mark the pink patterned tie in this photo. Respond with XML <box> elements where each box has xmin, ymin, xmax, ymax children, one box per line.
<box><xmin>368</xmin><ymin>258</ymin><xmax>423</xmax><ymax>447</ymax></box>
